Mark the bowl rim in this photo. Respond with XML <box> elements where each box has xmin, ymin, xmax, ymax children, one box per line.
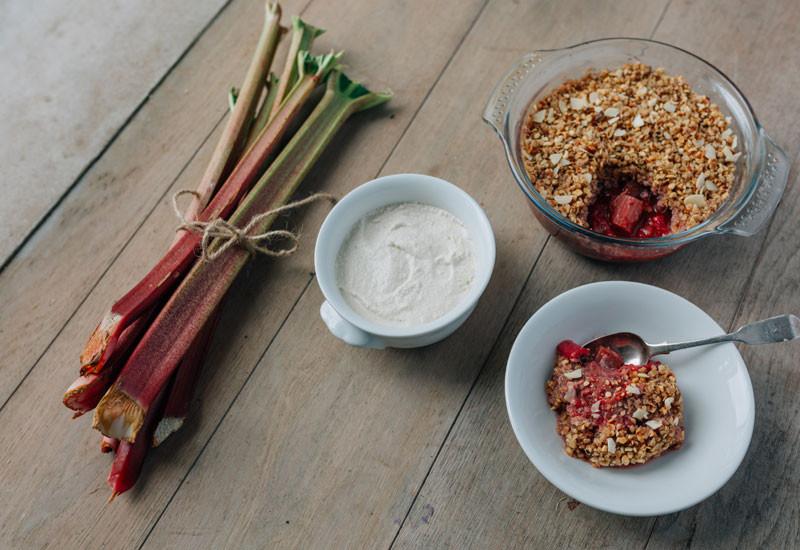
<box><xmin>504</xmin><ymin>281</ymin><xmax>755</xmax><ymax>516</ymax></box>
<box><xmin>504</xmin><ymin>37</ymin><xmax>766</xmax><ymax>248</ymax></box>
<box><xmin>314</xmin><ymin>172</ymin><xmax>496</xmax><ymax>339</ymax></box>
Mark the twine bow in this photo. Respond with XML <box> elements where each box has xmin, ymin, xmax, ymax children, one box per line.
<box><xmin>173</xmin><ymin>190</ymin><xmax>336</xmax><ymax>262</ymax></box>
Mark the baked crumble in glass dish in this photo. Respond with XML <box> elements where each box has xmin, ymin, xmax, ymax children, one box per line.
<box><xmin>484</xmin><ymin>38</ymin><xmax>789</xmax><ymax>262</ymax></box>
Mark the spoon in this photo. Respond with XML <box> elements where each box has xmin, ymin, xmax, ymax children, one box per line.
<box><xmin>584</xmin><ymin>314</ymin><xmax>800</xmax><ymax>366</ymax></box>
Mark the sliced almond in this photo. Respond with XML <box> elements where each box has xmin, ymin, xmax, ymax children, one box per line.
<box><xmin>607</xmin><ymin>438</ymin><xmax>617</xmax><ymax>453</ymax></box>
<box><xmin>564</xmin><ymin>385</ymin><xmax>576</xmax><ymax>403</ymax></box>
<box><xmin>722</xmin><ymin>146</ymin><xmax>735</xmax><ymax>162</ymax></box>
<box><xmin>625</xmin><ymin>384</ymin><xmax>640</xmax><ymax>395</ymax></box>
<box><xmin>664</xmin><ymin>396</ymin><xmax>674</xmax><ymax>410</ymax></box>
<box><xmin>684</xmin><ymin>194</ymin><xmax>707</xmax><ymax>208</ymax></box>
<box><xmin>645</xmin><ymin>419</ymin><xmax>663</xmax><ymax>429</ymax></box>
<box><xmin>563</xmin><ymin>368</ymin><xmax>582</xmax><ymax>379</ymax></box>
<box><xmin>570</xmin><ymin>96</ymin><xmax>587</xmax><ymax>110</ymax></box>
<box><xmin>549</xmin><ymin>153</ymin><xmax>562</xmax><ymax>166</ymax></box>
<box><xmin>632</xmin><ymin>407</ymin><xmax>649</xmax><ymax>420</ymax></box>
<box><xmin>663</xmin><ymin>101</ymin><xmax>676</xmax><ymax>113</ymax></box>
<box><xmin>695</xmin><ymin>173</ymin><xmax>706</xmax><ymax>191</ymax></box>
<box><xmin>604</xmin><ymin>107</ymin><xmax>620</xmax><ymax>118</ymax></box>
<box><xmin>589</xmin><ymin>91</ymin><xmax>600</xmax><ymax>104</ymax></box>
<box><xmin>704</xmin><ymin>144</ymin><xmax>717</xmax><ymax>160</ymax></box>
<box><xmin>554</xmin><ymin>194</ymin><xmax>573</xmax><ymax>205</ymax></box>
<box><xmin>632</xmin><ymin>114</ymin><xmax>645</xmax><ymax>128</ymax></box>
<box><xmin>532</xmin><ymin>109</ymin><xmax>547</xmax><ymax>123</ymax></box>
<box><xmin>705</xmin><ymin>181</ymin><xmax>718</xmax><ymax>192</ymax></box>
<box><xmin>591</xmin><ymin>401</ymin><xmax>600</xmax><ymax>413</ymax></box>
<box><xmin>636</xmin><ymin>85</ymin><xmax>648</xmax><ymax>96</ymax></box>
<box><xmin>613</xmin><ymin>129</ymin><xmax>627</xmax><ymax>137</ymax></box>
<box><xmin>558</xmin><ymin>100</ymin><xmax>568</xmax><ymax>113</ymax></box>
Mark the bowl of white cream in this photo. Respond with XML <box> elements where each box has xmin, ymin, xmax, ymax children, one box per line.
<box><xmin>314</xmin><ymin>173</ymin><xmax>495</xmax><ymax>349</ymax></box>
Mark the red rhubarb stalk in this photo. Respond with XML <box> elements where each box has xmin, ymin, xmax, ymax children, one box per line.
<box><xmin>152</xmin><ymin>312</ymin><xmax>218</xmax><ymax>446</ymax></box>
<box><xmin>65</xmin><ymin>312</ymin><xmax>151</xmax><ymax>415</ymax></box>
<box><xmin>106</xmin><ymin>388</ymin><xmax>168</xmax><ymax>500</ymax></box>
<box><xmin>175</xmin><ymin>2</ymin><xmax>283</xmax><ymax>240</ymax></box>
<box><xmin>269</xmin><ymin>16</ymin><xmax>324</xmax><ymax>122</ymax></box>
<box><xmin>79</xmin><ymin>52</ymin><xmax>339</xmax><ymax>377</ymax></box>
<box><xmin>100</xmin><ymin>436</ymin><xmax>119</xmax><ymax>454</ymax></box>
<box><xmin>94</xmin><ymin>71</ymin><xmax>391</xmax><ymax>442</ymax></box>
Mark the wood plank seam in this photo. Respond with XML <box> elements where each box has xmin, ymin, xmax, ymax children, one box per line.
<box><xmin>0</xmin><ymin>112</ymin><xmax>227</xmax><ymax>415</ymax></box>
<box><xmin>387</xmin><ymin>237</ymin><xmax>550</xmax><ymax>549</ymax></box>
<box><xmin>0</xmin><ymin>0</ymin><xmax>237</xmax><ymax>275</ymax></box>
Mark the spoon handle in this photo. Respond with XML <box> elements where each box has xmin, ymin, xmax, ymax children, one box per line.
<box><xmin>649</xmin><ymin>314</ymin><xmax>800</xmax><ymax>356</ymax></box>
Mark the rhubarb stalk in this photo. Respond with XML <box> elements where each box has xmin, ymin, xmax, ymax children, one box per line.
<box><xmin>152</xmin><ymin>313</ymin><xmax>218</xmax><ymax>446</ymax></box>
<box><xmin>65</xmin><ymin>312</ymin><xmax>151</xmax><ymax>416</ymax></box>
<box><xmin>247</xmin><ymin>73</ymin><xmax>280</xmax><ymax>147</ymax></box>
<box><xmin>100</xmin><ymin>436</ymin><xmax>118</xmax><ymax>454</ymax></box>
<box><xmin>268</xmin><ymin>16</ymin><xmax>324</xmax><ymax>122</ymax></box>
<box><xmin>94</xmin><ymin>71</ymin><xmax>391</xmax><ymax>442</ymax></box>
<box><xmin>79</xmin><ymin>52</ymin><xmax>339</xmax><ymax>378</ymax></box>
<box><xmin>106</xmin><ymin>387</ymin><xmax>168</xmax><ymax>500</ymax></box>
<box><xmin>176</xmin><ymin>2</ymin><xmax>283</xmax><ymax>238</ymax></box>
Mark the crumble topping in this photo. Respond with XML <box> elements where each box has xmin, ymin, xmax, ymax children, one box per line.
<box><xmin>546</xmin><ymin>341</ymin><xmax>685</xmax><ymax>467</ymax></box>
<box><xmin>521</xmin><ymin>63</ymin><xmax>738</xmax><ymax>233</ymax></box>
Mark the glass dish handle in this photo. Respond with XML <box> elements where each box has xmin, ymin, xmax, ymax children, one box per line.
<box><xmin>483</xmin><ymin>53</ymin><xmax>543</xmax><ymax>135</ymax></box>
<box><xmin>719</xmin><ymin>131</ymin><xmax>789</xmax><ymax>236</ymax></box>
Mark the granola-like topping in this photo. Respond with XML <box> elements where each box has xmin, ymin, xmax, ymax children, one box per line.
<box><xmin>521</xmin><ymin>63</ymin><xmax>738</xmax><ymax>233</ymax></box>
<box><xmin>546</xmin><ymin>341</ymin><xmax>685</xmax><ymax>467</ymax></box>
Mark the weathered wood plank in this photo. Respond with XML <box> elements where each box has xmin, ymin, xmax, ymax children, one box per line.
<box><xmin>0</xmin><ymin>0</ymin><xmax>310</xmax><ymax>408</ymax></box>
<box><xmin>0</xmin><ymin>0</ymin><xmax>228</xmax><ymax>267</ymax></box>
<box><xmin>0</xmin><ymin>0</ymin><xmax>488</xmax><ymax>547</ymax></box>
<box><xmin>141</xmin><ymin>1</ymin><xmax>668</xmax><ymax>548</ymax></box>
<box><xmin>393</xmin><ymin>0</ymin><xmax>800</xmax><ymax>547</ymax></box>
<box><xmin>645</xmin><ymin>0</ymin><xmax>800</xmax><ymax>547</ymax></box>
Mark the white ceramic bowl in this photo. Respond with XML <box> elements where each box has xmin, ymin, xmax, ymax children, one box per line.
<box><xmin>314</xmin><ymin>173</ymin><xmax>495</xmax><ymax>349</ymax></box>
<box><xmin>505</xmin><ymin>281</ymin><xmax>754</xmax><ymax>516</ymax></box>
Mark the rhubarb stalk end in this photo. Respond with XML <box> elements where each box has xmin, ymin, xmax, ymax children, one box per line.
<box><xmin>93</xmin><ymin>387</ymin><xmax>144</xmax><ymax>442</ymax></box>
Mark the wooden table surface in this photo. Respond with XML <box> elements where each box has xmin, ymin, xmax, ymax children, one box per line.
<box><xmin>1</xmin><ymin>0</ymin><xmax>798</xmax><ymax>548</ymax></box>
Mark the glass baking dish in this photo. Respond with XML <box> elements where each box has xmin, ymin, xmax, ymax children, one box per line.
<box><xmin>484</xmin><ymin>38</ymin><xmax>789</xmax><ymax>262</ymax></box>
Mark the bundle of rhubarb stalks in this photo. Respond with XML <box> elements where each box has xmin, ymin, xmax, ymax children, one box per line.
<box><xmin>62</xmin><ymin>2</ymin><xmax>391</xmax><ymax>500</ymax></box>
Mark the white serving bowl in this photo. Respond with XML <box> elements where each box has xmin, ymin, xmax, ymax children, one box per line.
<box><xmin>314</xmin><ymin>173</ymin><xmax>495</xmax><ymax>349</ymax></box>
<box><xmin>505</xmin><ymin>281</ymin><xmax>754</xmax><ymax>516</ymax></box>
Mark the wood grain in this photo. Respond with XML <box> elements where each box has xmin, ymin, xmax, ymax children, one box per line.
<box><xmin>0</xmin><ymin>0</ymin><xmax>310</xmax><ymax>408</ymax></box>
<box><xmin>0</xmin><ymin>0</ymin><xmax>488</xmax><ymax>546</ymax></box>
<box><xmin>141</xmin><ymin>0</ymin><xmax>669</xmax><ymax>548</ymax></box>
<box><xmin>0</xmin><ymin>0</ymin><xmax>228</xmax><ymax>267</ymax></box>
<box><xmin>1</xmin><ymin>0</ymin><xmax>798</xmax><ymax>548</ymax></box>
<box><xmin>644</xmin><ymin>1</ymin><xmax>800</xmax><ymax>547</ymax></box>
<box><xmin>392</xmin><ymin>0</ymin><xmax>800</xmax><ymax>547</ymax></box>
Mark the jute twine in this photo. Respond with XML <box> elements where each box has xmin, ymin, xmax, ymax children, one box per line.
<box><xmin>173</xmin><ymin>190</ymin><xmax>336</xmax><ymax>262</ymax></box>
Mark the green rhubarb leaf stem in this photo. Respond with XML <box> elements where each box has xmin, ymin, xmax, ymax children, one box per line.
<box><xmin>246</xmin><ymin>73</ymin><xmax>280</xmax><ymax>147</ymax></box>
<box><xmin>268</xmin><ymin>16</ymin><xmax>324</xmax><ymax>123</ymax></box>
<box><xmin>93</xmin><ymin>71</ymin><xmax>391</xmax><ymax>442</ymax></box>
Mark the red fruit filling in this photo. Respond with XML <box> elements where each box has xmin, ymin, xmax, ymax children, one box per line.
<box><xmin>588</xmin><ymin>172</ymin><xmax>672</xmax><ymax>238</ymax></box>
<box><xmin>556</xmin><ymin>340</ymin><xmax>590</xmax><ymax>361</ymax></box>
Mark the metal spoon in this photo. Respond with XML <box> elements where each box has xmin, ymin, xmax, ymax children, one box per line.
<box><xmin>584</xmin><ymin>314</ymin><xmax>800</xmax><ymax>366</ymax></box>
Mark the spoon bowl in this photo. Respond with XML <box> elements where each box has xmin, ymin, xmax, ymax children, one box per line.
<box><xmin>585</xmin><ymin>314</ymin><xmax>800</xmax><ymax>367</ymax></box>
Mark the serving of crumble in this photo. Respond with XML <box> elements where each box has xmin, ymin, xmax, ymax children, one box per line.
<box><xmin>546</xmin><ymin>340</ymin><xmax>684</xmax><ymax>467</ymax></box>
